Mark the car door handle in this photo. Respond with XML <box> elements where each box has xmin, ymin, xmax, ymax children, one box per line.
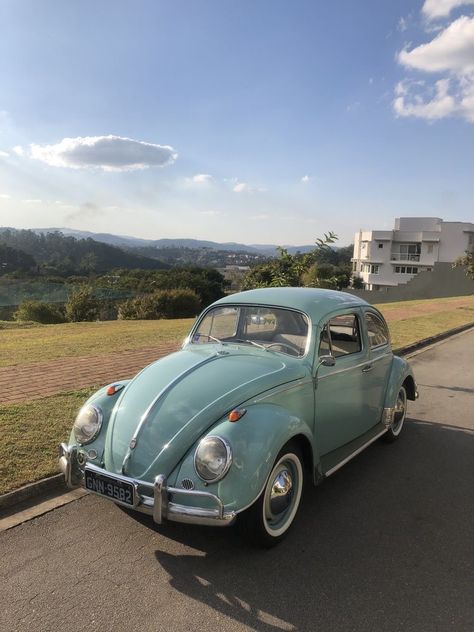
<box><xmin>361</xmin><ymin>364</ymin><xmax>373</xmax><ymax>373</ymax></box>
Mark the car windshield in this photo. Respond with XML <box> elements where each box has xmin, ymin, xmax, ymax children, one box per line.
<box><xmin>191</xmin><ymin>305</ymin><xmax>309</xmax><ymax>357</ymax></box>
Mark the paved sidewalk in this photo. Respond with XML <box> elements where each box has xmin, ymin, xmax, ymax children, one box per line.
<box><xmin>0</xmin><ymin>343</ymin><xmax>180</xmax><ymax>404</ymax></box>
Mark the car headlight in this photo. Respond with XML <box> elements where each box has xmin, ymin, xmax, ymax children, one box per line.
<box><xmin>194</xmin><ymin>436</ymin><xmax>232</xmax><ymax>482</ymax></box>
<box><xmin>73</xmin><ymin>404</ymin><xmax>103</xmax><ymax>445</ymax></box>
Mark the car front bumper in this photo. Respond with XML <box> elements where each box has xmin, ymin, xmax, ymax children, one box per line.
<box><xmin>58</xmin><ymin>443</ymin><xmax>236</xmax><ymax>527</ymax></box>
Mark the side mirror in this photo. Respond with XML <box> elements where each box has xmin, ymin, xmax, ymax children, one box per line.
<box><xmin>319</xmin><ymin>354</ymin><xmax>336</xmax><ymax>367</ymax></box>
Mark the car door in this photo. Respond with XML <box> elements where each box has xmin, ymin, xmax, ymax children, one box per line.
<box><xmin>363</xmin><ymin>309</ymin><xmax>393</xmax><ymax>421</ymax></box>
<box><xmin>314</xmin><ymin>309</ymin><xmax>376</xmax><ymax>457</ymax></box>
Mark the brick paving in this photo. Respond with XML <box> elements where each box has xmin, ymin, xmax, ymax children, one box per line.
<box><xmin>0</xmin><ymin>343</ymin><xmax>180</xmax><ymax>405</ymax></box>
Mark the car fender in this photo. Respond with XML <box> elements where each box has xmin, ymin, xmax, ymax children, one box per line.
<box><xmin>384</xmin><ymin>355</ymin><xmax>416</xmax><ymax>408</ymax></box>
<box><xmin>67</xmin><ymin>380</ymin><xmax>131</xmax><ymax>456</ymax></box>
<box><xmin>173</xmin><ymin>402</ymin><xmax>314</xmax><ymax>514</ymax></box>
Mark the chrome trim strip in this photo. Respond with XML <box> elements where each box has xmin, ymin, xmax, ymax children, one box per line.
<box><xmin>121</xmin><ymin>353</ymin><xmax>220</xmax><ymax>474</ymax></box>
<box><xmin>324</xmin><ymin>428</ymin><xmax>388</xmax><ymax>477</ymax></box>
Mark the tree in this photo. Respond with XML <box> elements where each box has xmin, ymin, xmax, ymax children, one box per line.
<box><xmin>14</xmin><ymin>300</ymin><xmax>64</xmax><ymax>324</ymax></box>
<box><xmin>65</xmin><ymin>286</ymin><xmax>100</xmax><ymax>322</ymax></box>
<box><xmin>242</xmin><ymin>232</ymin><xmax>339</xmax><ymax>290</ymax></box>
<box><xmin>454</xmin><ymin>251</ymin><xmax>474</xmax><ymax>280</ymax></box>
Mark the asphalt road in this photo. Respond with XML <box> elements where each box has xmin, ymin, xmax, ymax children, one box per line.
<box><xmin>1</xmin><ymin>330</ymin><xmax>473</xmax><ymax>632</ymax></box>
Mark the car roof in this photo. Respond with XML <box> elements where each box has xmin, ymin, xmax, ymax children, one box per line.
<box><xmin>213</xmin><ymin>287</ymin><xmax>369</xmax><ymax>322</ymax></box>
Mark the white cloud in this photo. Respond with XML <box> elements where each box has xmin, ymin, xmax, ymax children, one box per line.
<box><xmin>422</xmin><ymin>0</ymin><xmax>474</xmax><ymax>21</ymax></box>
<box><xmin>250</xmin><ymin>214</ymin><xmax>270</xmax><ymax>220</ymax></box>
<box><xmin>233</xmin><ymin>181</ymin><xmax>249</xmax><ymax>193</ymax></box>
<box><xmin>232</xmin><ymin>181</ymin><xmax>266</xmax><ymax>193</ymax></box>
<box><xmin>394</xmin><ymin>78</ymin><xmax>458</xmax><ymax>119</ymax></box>
<box><xmin>199</xmin><ymin>210</ymin><xmax>221</xmax><ymax>216</ymax></box>
<box><xmin>0</xmin><ymin>193</ymin><xmax>11</xmax><ymax>199</ymax></box>
<box><xmin>398</xmin><ymin>16</ymin><xmax>474</xmax><ymax>74</ymax></box>
<box><xmin>394</xmin><ymin>14</ymin><xmax>474</xmax><ymax>122</ymax></box>
<box><xmin>22</xmin><ymin>199</ymin><xmax>42</xmax><ymax>204</ymax></box>
<box><xmin>0</xmin><ymin>150</ymin><xmax>9</xmax><ymax>158</ymax></box>
<box><xmin>27</xmin><ymin>135</ymin><xmax>177</xmax><ymax>171</ymax></box>
<box><xmin>12</xmin><ymin>145</ymin><xmax>24</xmax><ymax>156</ymax></box>
<box><xmin>192</xmin><ymin>173</ymin><xmax>213</xmax><ymax>183</ymax></box>
<box><xmin>300</xmin><ymin>175</ymin><xmax>312</xmax><ymax>183</ymax></box>
<box><xmin>398</xmin><ymin>16</ymin><xmax>408</xmax><ymax>32</ymax></box>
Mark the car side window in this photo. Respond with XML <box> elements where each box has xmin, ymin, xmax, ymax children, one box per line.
<box><xmin>318</xmin><ymin>314</ymin><xmax>362</xmax><ymax>358</ymax></box>
<box><xmin>365</xmin><ymin>312</ymin><xmax>389</xmax><ymax>348</ymax></box>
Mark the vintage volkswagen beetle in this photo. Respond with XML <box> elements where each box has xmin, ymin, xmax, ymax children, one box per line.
<box><xmin>59</xmin><ymin>288</ymin><xmax>417</xmax><ymax>546</ymax></box>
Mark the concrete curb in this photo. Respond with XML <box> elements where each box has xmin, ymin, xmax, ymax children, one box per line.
<box><xmin>0</xmin><ymin>474</ymin><xmax>65</xmax><ymax>513</ymax></box>
<box><xmin>1</xmin><ymin>320</ymin><xmax>473</xmax><ymax>514</ymax></box>
<box><xmin>393</xmin><ymin>321</ymin><xmax>474</xmax><ymax>357</ymax></box>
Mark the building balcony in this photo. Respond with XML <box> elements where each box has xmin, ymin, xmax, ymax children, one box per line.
<box><xmin>390</xmin><ymin>253</ymin><xmax>420</xmax><ymax>262</ymax></box>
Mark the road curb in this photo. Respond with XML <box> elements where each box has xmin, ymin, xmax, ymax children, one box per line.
<box><xmin>1</xmin><ymin>320</ymin><xmax>473</xmax><ymax>514</ymax></box>
<box><xmin>0</xmin><ymin>474</ymin><xmax>65</xmax><ymax>514</ymax></box>
<box><xmin>394</xmin><ymin>321</ymin><xmax>474</xmax><ymax>357</ymax></box>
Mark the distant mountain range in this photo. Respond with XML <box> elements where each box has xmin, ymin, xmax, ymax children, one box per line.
<box><xmin>27</xmin><ymin>227</ymin><xmax>319</xmax><ymax>256</ymax></box>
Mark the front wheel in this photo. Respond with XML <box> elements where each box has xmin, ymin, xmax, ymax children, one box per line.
<box><xmin>238</xmin><ymin>443</ymin><xmax>304</xmax><ymax>547</ymax></box>
<box><xmin>383</xmin><ymin>385</ymin><xmax>407</xmax><ymax>443</ymax></box>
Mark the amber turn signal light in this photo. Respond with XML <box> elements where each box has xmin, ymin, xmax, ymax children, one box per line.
<box><xmin>228</xmin><ymin>408</ymin><xmax>247</xmax><ymax>422</ymax></box>
<box><xmin>107</xmin><ymin>384</ymin><xmax>124</xmax><ymax>396</ymax></box>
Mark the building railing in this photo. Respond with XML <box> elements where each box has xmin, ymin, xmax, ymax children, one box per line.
<box><xmin>390</xmin><ymin>253</ymin><xmax>420</xmax><ymax>261</ymax></box>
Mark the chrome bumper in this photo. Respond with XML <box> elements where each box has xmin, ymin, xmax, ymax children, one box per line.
<box><xmin>58</xmin><ymin>443</ymin><xmax>236</xmax><ymax>527</ymax></box>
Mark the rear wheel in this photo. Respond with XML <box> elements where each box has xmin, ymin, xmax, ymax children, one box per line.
<box><xmin>239</xmin><ymin>443</ymin><xmax>304</xmax><ymax>547</ymax></box>
<box><xmin>383</xmin><ymin>385</ymin><xmax>407</xmax><ymax>443</ymax></box>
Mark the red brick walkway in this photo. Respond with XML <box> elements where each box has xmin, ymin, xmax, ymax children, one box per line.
<box><xmin>0</xmin><ymin>343</ymin><xmax>180</xmax><ymax>404</ymax></box>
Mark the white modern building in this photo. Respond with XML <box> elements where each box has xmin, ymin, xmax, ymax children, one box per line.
<box><xmin>352</xmin><ymin>217</ymin><xmax>474</xmax><ymax>291</ymax></box>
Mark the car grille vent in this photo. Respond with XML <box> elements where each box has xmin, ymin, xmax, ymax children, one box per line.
<box><xmin>181</xmin><ymin>478</ymin><xmax>195</xmax><ymax>490</ymax></box>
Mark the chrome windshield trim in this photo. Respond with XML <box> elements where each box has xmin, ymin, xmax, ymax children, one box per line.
<box><xmin>188</xmin><ymin>302</ymin><xmax>313</xmax><ymax>359</ymax></box>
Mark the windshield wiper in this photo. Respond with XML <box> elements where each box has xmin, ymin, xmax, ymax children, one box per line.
<box><xmin>234</xmin><ymin>338</ymin><xmax>267</xmax><ymax>350</ymax></box>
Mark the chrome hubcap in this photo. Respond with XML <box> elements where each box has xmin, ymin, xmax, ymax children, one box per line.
<box><xmin>392</xmin><ymin>389</ymin><xmax>406</xmax><ymax>434</ymax></box>
<box><xmin>269</xmin><ymin>468</ymin><xmax>293</xmax><ymax>516</ymax></box>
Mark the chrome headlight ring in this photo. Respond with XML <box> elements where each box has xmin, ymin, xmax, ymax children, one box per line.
<box><xmin>194</xmin><ymin>435</ymin><xmax>233</xmax><ymax>483</ymax></box>
<box><xmin>73</xmin><ymin>404</ymin><xmax>103</xmax><ymax>445</ymax></box>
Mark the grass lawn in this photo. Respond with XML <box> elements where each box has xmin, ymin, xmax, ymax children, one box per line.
<box><xmin>0</xmin><ymin>388</ymin><xmax>96</xmax><ymax>495</ymax></box>
<box><xmin>374</xmin><ymin>295</ymin><xmax>474</xmax><ymax>349</ymax></box>
<box><xmin>0</xmin><ymin>318</ymin><xmax>194</xmax><ymax>367</ymax></box>
<box><xmin>0</xmin><ymin>294</ymin><xmax>473</xmax><ymax>494</ymax></box>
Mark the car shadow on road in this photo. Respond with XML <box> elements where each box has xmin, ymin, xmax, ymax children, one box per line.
<box><xmin>151</xmin><ymin>419</ymin><xmax>474</xmax><ymax>632</ymax></box>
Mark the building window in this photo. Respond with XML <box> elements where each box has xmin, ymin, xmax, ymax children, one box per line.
<box><xmin>427</xmin><ymin>244</ymin><xmax>433</xmax><ymax>254</ymax></box>
<box><xmin>391</xmin><ymin>243</ymin><xmax>421</xmax><ymax>261</ymax></box>
<box><xmin>352</xmin><ymin>261</ymin><xmax>357</xmax><ymax>271</ymax></box>
<box><xmin>378</xmin><ymin>243</ymin><xmax>383</xmax><ymax>249</ymax></box>
<box><xmin>370</xmin><ymin>265</ymin><xmax>379</xmax><ymax>274</ymax></box>
<box><xmin>395</xmin><ymin>266</ymin><xmax>418</xmax><ymax>274</ymax></box>
<box><xmin>427</xmin><ymin>267</ymin><xmax>432</xmax><ymax>271</ymax></box>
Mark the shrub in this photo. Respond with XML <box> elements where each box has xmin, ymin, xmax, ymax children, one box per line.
<box><xmin>118</xmin><ymin>288</ymin><xmax>201</xmax><ymax>320</ymax></box>
<box><xmin>65</xmin><ymin>287</ymin><xmax>100</xmax><ymax>322</ymax></box>
<box><xmin>14</xmin><ymin>300</ymin><xmax>65</xmax><ymax>324</ymax></box>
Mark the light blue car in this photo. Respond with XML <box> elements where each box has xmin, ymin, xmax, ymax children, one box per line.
<box><xmin>59</xmin><ymin>288</ymin><xmax>417</xmax><ymax>546</ymax></box>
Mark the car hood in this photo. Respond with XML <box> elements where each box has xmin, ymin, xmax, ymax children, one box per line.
<box><xmin>103</xmin><ymin>345</ymin><xmax>306</xmax><ymax>480</ymax></box>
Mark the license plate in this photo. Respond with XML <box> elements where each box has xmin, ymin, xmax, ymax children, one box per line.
<box><xmin>84</xmin><ymin>468</ymin><xmax>135</xmax><ymax>506</ymax></box>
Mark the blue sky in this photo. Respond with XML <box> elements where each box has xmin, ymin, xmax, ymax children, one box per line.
<box><xmin>0</xmin><ymin>0</ymin><xmax>473</xmax><ymax>246</ymax></box>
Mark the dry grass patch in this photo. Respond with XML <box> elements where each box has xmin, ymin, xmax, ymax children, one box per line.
<box><xmin>374</xmin><ymin>295</ymin><xmax>474</xmax><ymax>349</ymax></box>
<box><xmin>0</xmin><ymin>388</ymin><xmax>97</xmax><ymax>495</ymax></box>
<box><xmin>0</xmin><ymin>318</ymin><xmax>193</xmax><ymax>367</ymax></box>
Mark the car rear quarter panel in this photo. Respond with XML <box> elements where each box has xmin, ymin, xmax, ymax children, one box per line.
<box><xmin>384</xmin><ymin>355</ymin><xmax>416</xmax><ymax>406</ymax></box>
